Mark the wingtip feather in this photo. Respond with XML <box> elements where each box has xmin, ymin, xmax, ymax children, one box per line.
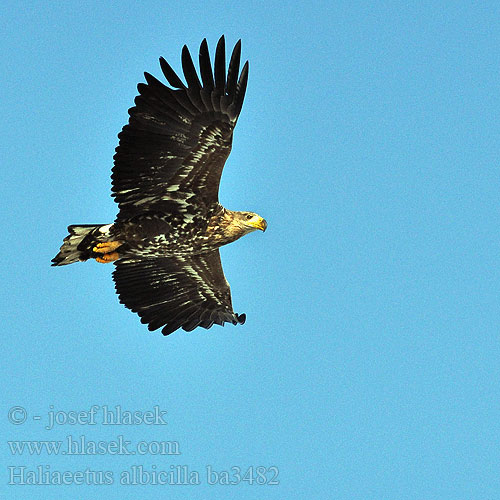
<box><xmin>235</xmin><ymin>61</ymin><xmax>249</xmax><ymax>115</ymax></box>
<box><xmin>214</xmin><ymin>35</ymin><xmax>226</xmax><ymax>92</ymax></box>
<box><xmin>226</xmin><ymin>39</ymin><xmax>242</xmax><ymax>96</ymax></box>
<box><xmin>159</xmin><ymin>56</ymin><xmax>185</xmax><ymax>89</ymax></box>
<box><xmin>199</xmin><ymin>38</ymin><xmax>214</xmax><ymax>90</ymax></box>
<box><xmin>182</xmin><ymin>44</ymin><xmax>202</xmax><ymax>89</ymax></box>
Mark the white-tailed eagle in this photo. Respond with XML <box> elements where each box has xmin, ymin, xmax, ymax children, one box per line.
<box><xmin>52</xmin><ymin>36</ymin><xmax>267</xmax><ymax>336</ymax></box>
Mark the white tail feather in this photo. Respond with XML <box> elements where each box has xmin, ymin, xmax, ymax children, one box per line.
<box><xmin>52</xmin><ymin>224</ymin><xmax>112</xmax><ymax>266</ymax></box>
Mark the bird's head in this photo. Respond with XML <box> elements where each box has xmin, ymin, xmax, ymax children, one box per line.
<box><xmin>236</xmin><ymin>211</ymin><xmax>267</xmax><ymax>233</ymax></box>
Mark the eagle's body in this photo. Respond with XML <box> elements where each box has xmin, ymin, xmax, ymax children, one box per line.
<box><xmin>52</xmin><ymin>37</ymin><xmax>266</xmax><ymax>336</ymax></box>
<box><xmin>112</xmin><ymin>206</ymin><xmax>260</xmax><ymax>258</ymax></box>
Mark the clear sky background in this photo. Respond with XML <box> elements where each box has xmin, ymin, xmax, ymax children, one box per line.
<box><xmin>1</xmin><ymin>1</ymin><xmax>499</xmax><ymax>499</ymax></box>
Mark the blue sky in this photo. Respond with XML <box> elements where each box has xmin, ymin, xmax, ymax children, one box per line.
<box><xmin>1</xmin><ymin>1</ymin><xmax>500</xmax><ymax>498</ymax></box>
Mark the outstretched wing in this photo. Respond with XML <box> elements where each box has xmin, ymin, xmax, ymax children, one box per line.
<box><xmin>112</xmin><ymin>36</ymin><xmax>249</xmax><ymax>222</ymax></box>
<box><xmin>112</xmin><ymin>250</ymin><xmax>246</xmax><ymax>335</ymax></box>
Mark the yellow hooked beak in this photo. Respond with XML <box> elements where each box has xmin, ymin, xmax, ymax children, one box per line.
<box><xmin>250</xmin><ymin>216</ymin><xmax>267</xmax><ymax>232</ymax></box>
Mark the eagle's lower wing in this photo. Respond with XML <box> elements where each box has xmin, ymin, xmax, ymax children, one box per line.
<box><xmin>112</xmin><ymin>250</ymin><xmax>246</xmax><ymax>335</ymax></box>
<box><xmin>112</xmin><ymin>36</ymin><xmax>248</xmax><ymax>223</ymax></box>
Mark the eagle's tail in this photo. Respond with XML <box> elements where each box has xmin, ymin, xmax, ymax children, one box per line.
<box><xmin>51</xmin><ymin>224</ymin><xmax>113</xmax><ymax>266</ymax></box>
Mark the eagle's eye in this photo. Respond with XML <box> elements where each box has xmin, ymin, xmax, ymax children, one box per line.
<box><xmin>245</xmin><ymin>214</ymin><xmax>253</xmax><ymax>220</ymax></box>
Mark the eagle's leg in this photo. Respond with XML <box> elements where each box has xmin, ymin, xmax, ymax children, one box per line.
<box><xmin>93</xmin><ymin>241</ymin><xmax>123</xmax><ymax>264</ymax></box>
<box><xmin>96</xmin><ymin>252</ymin><xmax>120</xmax><ymax>264</ymax></box>
<box><xmin>93</xmin><ymin>241</ymin><xmax>123</xmax><ymax>254</ymax></box>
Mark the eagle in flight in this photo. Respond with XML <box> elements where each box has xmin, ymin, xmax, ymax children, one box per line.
<box><xmin>52</xmin><ymin>36</ymin><xmax>267</xmax><ymax>336</ymax></box>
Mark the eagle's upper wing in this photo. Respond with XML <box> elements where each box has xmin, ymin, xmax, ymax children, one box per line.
<box><xmin>112</xmin><ymin>36</ymin><xmax>249</xmax><ymax>222</ymax></box>
<box><xmin>112</xmin><ymin>250</ymin><xmax>246</xmax><ymax>335</ymax></box>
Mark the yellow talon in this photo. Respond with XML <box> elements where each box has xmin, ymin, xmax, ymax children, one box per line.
<box><xmin>93</xmin><ymin>241</ymin><xmax>123</xmax><ymax>253</ymax></box>
<box><xmin>95</xmin><ymin>252</ymin><xmax>120</xmax><ymax>263</ymax></box>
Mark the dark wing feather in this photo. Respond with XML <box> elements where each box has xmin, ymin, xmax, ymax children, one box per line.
<box><xmin>226</xmin><ymin>39</ymin><xmax>241</xmax><ymax>96</ymax></box>
<box><xmin>181</xmin><ymin>44</ymin><xmax>202</xmax><ymax>90</ymax></box>
<box><xmin>199</xmin><ymin>39</ymin><xmax>214</xmax><ymax>90</ymax></box>
<box><xmin>113</xmin><ymin>250</ymin><xmax>246</xmax><ymax>336</ymax></box>
<box><xmin>112</xmin><ymin>37</ymin><xmax>249</xmax><ymax>222</ymax></box>
<box><xmin>159</xmin><ymin>57</ymin><xmax>186</xmax><ymax>88</ymax></box>
<box><xmin>214</xmin><ymin>36</ymin><xmax>226</xmax><ymax>93</ymax></box>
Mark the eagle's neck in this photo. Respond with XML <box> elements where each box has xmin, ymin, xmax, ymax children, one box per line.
<box><xmin>205</xmin><ymin>207</ymin><xmax>249</xmax><ymax>247</ymax></box>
